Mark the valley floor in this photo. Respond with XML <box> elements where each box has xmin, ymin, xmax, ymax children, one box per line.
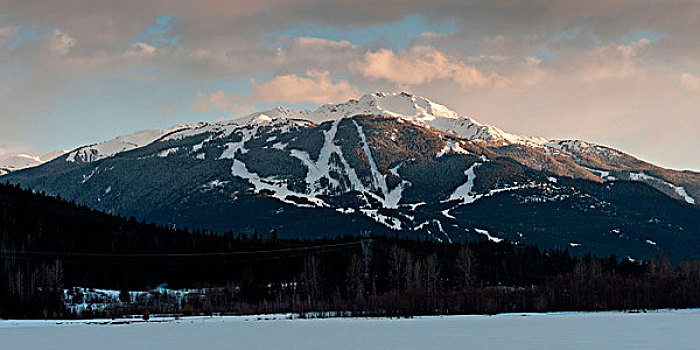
<box><xmin>1</xmin><ymin>309</ymin><xmax>699</xmax><ymax>349</ymax></box>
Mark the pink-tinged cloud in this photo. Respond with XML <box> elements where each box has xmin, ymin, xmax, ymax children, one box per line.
<box><xmin>249</xmin><ymin>69</ymin><xmax>359</xmax><ymax>104</ymax></box>
<box><xmin>191</xmin><ymin>90</ymin><xmax>251</xmax><ymax>115</ymax></box>
<box><xmin>50</xmin><ymin>29</ymin><xmax>76</xmax><ymax>55</ymax></box>
<box><xmin>192</xmin><ymin>70</ymin><xmax>359</xmax><ymax>115</ymax></box>
<box><xmin>2</xmin><ymin>0</ymin><xmax>700</xmax><ymax>170</ymax></box>
<box><xmin>126</xmin><ymin>42</ymin><xmax>156</xmax><ymax>57</ymax></box>
<box><xmin>292</xmin><ymin>37</ymin><xmax>356</xmax><ymax>50</ymax></box>
<box><xmin>680</xmin><ymin>73</ymin><xmax>700</xmax><ymax>90</ymax></box>
<box><xmin>355</xmin><ymin>47</ymin><xmax>507</xmax><ymax>90</ymax></box>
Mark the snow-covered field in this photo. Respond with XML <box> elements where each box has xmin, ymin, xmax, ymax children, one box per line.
<box><xmin>2</xmin><ymin>309</ymin><xmax>699</xmax><ymax>349</ymax></box>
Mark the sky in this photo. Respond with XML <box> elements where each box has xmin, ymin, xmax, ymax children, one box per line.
<box><xmin>0</xmin><ymin>0</ymin><xmax>699</xmax><ymax>170</ymax></box>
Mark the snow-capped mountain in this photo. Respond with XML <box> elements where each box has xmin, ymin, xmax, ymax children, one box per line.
<box><xmin>0</xmin><ymin>150</ymin><xmax>67</xmax><ymax>175</ymax></box>
<box><xmin>58</xmin><ymin>91</ymin><xmax>547</xmax><ymax>167</ymax></box>
<box><xmin>3</xmin><ymin>92</ymin><xmax>699</xmax><ymax>259</ymax></box>
<box><xmin>192</xmin><ymin>91</ymin><xmax>698</xmax><ymax>206</ymax></box>
<box><xmin>233</xmin><ymin>92</ymin><xmax>548</xmax><ymax>145</ymax></box>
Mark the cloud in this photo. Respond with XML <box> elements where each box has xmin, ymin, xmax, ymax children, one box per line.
<box><xmin>126</xmin><ymin>42</ymin><xmax>156</xmax><ymax>57</ymax></box>
<box><xmin>355</xmin><ymin>46</ymin><xmax>506</xmax><ymax>90</ymax></box>
<box><xmin>0</xmin><ymin>26</ymin><xmax>19</xmax><ymax>47</ymax></box>
<box><xmin>160</xmin><ymin>103</ymin><xmax>179</xmax><ymax>115</ymax></box>
<box><xmin>573</xmin><ymin>39</ymin><xmax>652</xmax><ymax>83</ymax></box>
<box><xmin>192</xmin><ymin>70</ymin><xmax>359</xmax><ymax>115</ymax></box>
<box><xmin>401</xmin><ymin>37</ymin><xmax>700</xmax><ymax>170</ymax></box>
<box><xmin>50</xmin><ymin>29</ymin><xmax>76</xmax><ymax>55</ymax></box>
<box><xmin>191</xmin><ymin>90</ymin><xmax>248</xmax><ymax>114</ymax></box>
<box><xmin>680</xmin><ymin>73</ymin><xmax>700</xmax><ymax>90</ymax></box>
<box><xmin>292</xmin><ymin>37</ymin><xmax>356</xmax><ymax>50</ymax></box>
<box><xmin>191</xmin><ymin>90</ymin><xmax>257</xmax><ymax>116</ymax></box>
<box><xmin>2</xmin><ymin>0</ymin><xmax>700</xmax><ymax>169</ymax></box>
<box><xmin>249</xmin><ymin>69</ymin><xmax>359</xmax><ymax>104</ymax></box>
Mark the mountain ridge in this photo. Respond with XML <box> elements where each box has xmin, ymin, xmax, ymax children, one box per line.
<box><xmin>0</xmin><ymin>150</ymin><xmax>67</xmax><ymax>176</ymax></box>
<box><xmin>2</xmin><ymin>92</ymin><xmax>699</xmax><ymax>260</ymax></box>
<box><xmin>25</xmin><ymin>91</ymin><xmax>696</xmax><ymax>206</ymax></box>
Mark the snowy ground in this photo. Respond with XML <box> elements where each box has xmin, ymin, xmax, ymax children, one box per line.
<box><xmin>2</xmin><ymin>309</ymin><xmax>699</xmax><ymax>349</ymax></box>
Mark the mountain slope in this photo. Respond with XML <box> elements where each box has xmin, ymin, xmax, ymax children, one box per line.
<box><xmin>0</xmin><ymin>150</ymin><xmax>67</xmax><ymax>175</ymax></box>
<box><xmin>235</xmin><ymin>92</ymin><xmax>697</xmax><ymax>206</ymax></box>
<box><xmin>3</xmin><ymin>92</ymin><xmax>698</xmax><ymax>260</ymax></box>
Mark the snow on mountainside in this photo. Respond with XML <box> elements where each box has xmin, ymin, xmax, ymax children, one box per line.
<box><xmin>0</xmin><ymin>150</ymin><xmax>67</xmax><ymax>175</ymax></box>
<box><xmin>2</xmin><ymin>91</ymin><xmax>696</xmax><ymax>208</ymax></box>
<box><xmin>51</xmin><ymin>92</ymin><xmax>602</xmax><ymax>166</ymax></box>
<box><xmin>62</xmin><ymin>108</ymin><xmax>307</xmax><ymax>165</ymax></box>
<box><xmin>5</xmin><ymin>91</ymin><xmax>695</xmax><ymax>206</ymax></box>
<box><xmin>223</xmin><ymin>92</ymin><xmax>697</xmax><ymax>206</ymax></box>
<box><xmin>65</xmin><ymin>125</ymin><xmax>203</xmax><ymax>163</ymax></box>
<box><xmin>542</xmin><ymin>139</ymin><xmax>700</xmax><ymax>205</ymax></box>
<box><xmin>3</xmin><ymin>92</ymin><xmax>700</xmax><ymax>259</ymax></box>
<box><xmin>56</xmin><ymin>91</ymin><xmax>548</xmax><ymax>164</ymax></box>
<box><xmin>232</xmin><ymin>106</ymin><xmax>311</xmax><ymax>125</ymax></box>
<box><xmin>233</xmin><ymin>91</ymin><xmax>548</xmax><ymax>145</ymax></box>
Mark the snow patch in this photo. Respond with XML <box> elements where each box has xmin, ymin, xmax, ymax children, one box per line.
<box><xmin>436</xmin><ymin>140</ymin><xmax>471</xmax><ymax>158</ymax></box>
<box><xmin>629</xmin><ymin>172</ymin><xmax>655</xmax><ymax>182</ymax></box>
<box><xmin>448</xmin><ymin>162</ymin><xmax>481</xmax><ymax>203</ymax></box>
<box><xmin>156</xmin><ymin>147</ymin><xmax>179</xmax><ymax>158</ymax></box>
<box><xmin>583</xmin><ymin>167</ymin><xmax>617</xmax><ymax>181</ymax></box>
<box><xmin>474</xmin><ymin>228</ymin><xmax>503</xmax><ymax>243</ymax></box>
<box><xmin>80</xmin><ymin>167</ymin><xmax>99</xmax><ymax>184</ymax></box>
<box><xmin>441</xmin><ymin>208</ymin><xmax>456</xmax><ymax>219</ymax></box>
<box><xmin>360</xmin><ymin>209</ymin><xmax>402</xmax><ymax>230</ymax></box>
<box><xmin>674</xmin><ymin>186</ymin><xmax>696</xmax><ymax>205</ymax></box>
<box><xmin>271</xmin><ymin>142</ymin><xmax>287</xmax><ymax>150</ymax></box>
<box><xmin>203</xmin><ymin>180</ymin><xmax>228</xmax><ymax>190</ymax></box>
<box><xmin>628</xmin><ymin>171</ymin><xmax>695</xmax><ymax>205</ymax></box>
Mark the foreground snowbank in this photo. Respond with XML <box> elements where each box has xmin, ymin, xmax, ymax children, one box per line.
<box><xmin>2</xmin><ymin>309</ymin><xmax>699</xmax><ymax>349</ymax></box>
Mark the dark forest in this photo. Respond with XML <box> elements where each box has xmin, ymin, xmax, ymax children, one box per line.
<box><xmin>2</xmin><ymin>181</ymin><xmax>700</xmax><ymax>319</ymax></box>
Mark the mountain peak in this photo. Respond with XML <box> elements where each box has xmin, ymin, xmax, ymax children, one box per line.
<box><xmin>46</xmin><ymin>92</ymin><xmax>547</xmax><ymax>168</ymax></box>
<box><xmin>229</xmin><ymin>91</ymin><xmax>545</xmax><ymax>145</ymax></box>
<box><xmin>232</xmin><ymin>91</ymin><xmax>463</xmax><ymax>125</ymax></box>
<box><xmin>356</xmin><ymin>91</ymin><xmax>461</xmax><ymax>120</ymax></box>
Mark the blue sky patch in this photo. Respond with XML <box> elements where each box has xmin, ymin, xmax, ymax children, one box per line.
<box><xmin>622</xmin><ymin>30</ymin><xmax>666</xmax><ymax>43</ymax></box>
<box><xmin>6</xmin><ymin>24</ymin><xmax>36</xmax><ymax>50</ymax></box>
<box><xmin>266</xmin><ymin>14</ymin><xmax>457</xmax><ymax>50</ymax></box>
<box><xmin>137</xmin><ymin>14</ymin><xmax>180</xmax><ymax>46</ymax></box>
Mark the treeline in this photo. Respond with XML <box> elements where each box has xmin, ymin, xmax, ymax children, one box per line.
<box><xmin>2</xmin><ymin>181</ymin><xmax>700</xmax><ymax>319</ymax></box>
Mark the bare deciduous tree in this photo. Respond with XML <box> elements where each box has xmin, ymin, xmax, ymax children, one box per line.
<box><xmin>456</xmin><ymin>246</ymin><xmax>474</xmax><ymax>288</ymax></box>
<box><xmin>345</xmin><ymin>254</ymin><xmax>365</xmax><ymax>301</ymax></box>
<box><xmin>301</xmin><ymin>256</ymin><xmax>321</xmax><ymax>307</ymax></box>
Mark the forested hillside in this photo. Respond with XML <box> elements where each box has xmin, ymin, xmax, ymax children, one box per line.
<box><xmin>2</xmin><ymin>181</ymin><xmax>700</xmax><ymax>319</ymax></box>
